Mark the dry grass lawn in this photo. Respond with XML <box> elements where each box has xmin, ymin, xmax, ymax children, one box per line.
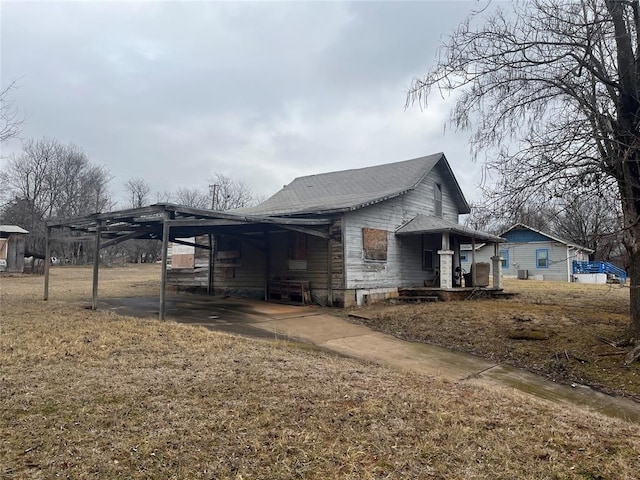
<box><xmin>2</xmin><ymin>266</ymin><xmax>640</xmax><ymax>479</ymax></box>
<box><xmin>352</xmin><ymin>279</ymin><xmax>640</xmax><ymax>402</ymax></box>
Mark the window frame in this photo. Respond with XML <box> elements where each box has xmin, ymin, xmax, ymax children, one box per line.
<box><xmin>499</xmin><ymin>249</ymin><xmax>509</xmax><ymax>268</ymax></box>
<box><xmin>422</xmin><ymin>249</ymin><xmax>434</xmax><ymax>270</ymax></box>
<box><xmin>536</xmin><ymin>248</ymin><xmax>549</xmax><ymax>269</ymax></box>
<box><xmin>434</xmin><ymin>182</ymin><xmax>443</xmax><ymax>218</ymax></box>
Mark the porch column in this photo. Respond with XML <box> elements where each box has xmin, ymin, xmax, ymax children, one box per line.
<box><xmin>491</xmin><ymin>251</ymin><xmax>503</xmax><ymax>290</ymax></box>
<box><xmin>438</xmin><ymin>249</ymin><xmax>454</xmax><ymax>289</ymax></box>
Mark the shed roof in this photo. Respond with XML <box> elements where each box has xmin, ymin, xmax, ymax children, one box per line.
<box><xmin>395</xmin><ymin>215</ymin><xmax>505</xmax><ymax>243</ymax></box>
<box><xmin>501</xmin><ymin>223</ymin><xmax>594</xmax><ymax>253</ymax></box>
<box><xmin>0</xmin><ymin>225</ymin><xmax>29</xmax><ymax>234</ymax></box>
<box><xmin>236</xmin><ymin>153</ymin><xmax>470</xmax><ymax>216</ymax></box>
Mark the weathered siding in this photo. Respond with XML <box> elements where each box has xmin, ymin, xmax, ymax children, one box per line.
<box><xmin>268</xmin><ymin>231</ymin><xmax>330</xmax><ymax>304</ymax></box>
<box><xmin>213</xmin><ymin>235</ymin><xmax>266</xmax><ymax>298</ymax></box>
<box><xmin>2</xmin><ymin>233</ymin><xmax>26</xmax><ymax>273</ymax></box>
<box><xmin>472</xmin><ymin>241</ymin><xmax>579</xmax><ymax>282</ymax></box>
<box><xmin>343</xmin><ymin>166</ymin><xmax>461</xmax><ymax>290</ymax></box>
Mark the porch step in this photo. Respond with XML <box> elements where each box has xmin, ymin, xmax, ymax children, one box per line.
<box><xmin>397</xmin><ymin>295</ymin><xmax>439</xmax><ymax>303</ymax></box>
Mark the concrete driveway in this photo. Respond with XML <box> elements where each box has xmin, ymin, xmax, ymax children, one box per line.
<box><xmin>101</xmin><ymin>293</ymin><xmax>640</xmax><ymax>423</ymax></box>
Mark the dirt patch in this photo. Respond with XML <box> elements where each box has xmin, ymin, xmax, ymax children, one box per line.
<box><xmin>349</xmin><ymin>279</ymin><xmax>639</xmax><ymax>402</ymax></box>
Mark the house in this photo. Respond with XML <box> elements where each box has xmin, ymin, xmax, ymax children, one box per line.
<box><xmin>207</xmin><ymin>153</ymin><xmax>504</xmax><ymax>306</ymax></box>
<box><xmin>45</xmin><ymin>153</ymin><xmax>505</xmax><ymax>316</ymax></box>
<box><xmin>0</xmin><ymin>225</ymin><xmax>29</xmax><ymax>273</ymax></box>
<box><xmin>463</xmin><ymin>223</ymin><xmax>593</xmax><ymax>282</ymax></box>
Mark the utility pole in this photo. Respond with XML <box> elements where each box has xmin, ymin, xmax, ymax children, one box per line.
<box><xmin>209</xmin><ymin>184</ymin><xmax>218</xmax><ymax>210</ymax></box>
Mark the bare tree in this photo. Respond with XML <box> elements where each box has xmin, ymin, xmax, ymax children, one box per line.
<box><xmin>553</xmin><ymin>192</ymin><xmax>624</xmax><ymax>262</ymax></box>
<box><xmin>209</xmin><ymin>173</ymin><xmax>255</xmax><ymax>210</ymax></box>
<box><xmin>173</xmin><ymin>187</ymin><xmax>210</xmax><ymax>209</ymax></box>
<box><xmin>408</xmin><ymin>0</ymin><xmax>640</xmax><ymax>343</ymax></box>
<box><xmin>1</xmin><ymin>138</ymin><xmax>112</xmax><ymax>260</ymax></box>
<box><xmin>120</xmin><ymin>177</ymin><xmax>158</xmax><ymax>263</ymax></box>
<box><xmin>0</xmin><ymin>80</ymin><xmax>24</xmax><ymax>143</ymax></box>
<box><xmin>123</xmin><ymin>178</ymin><xmax>151</xmax><ymax>209</ymax></box>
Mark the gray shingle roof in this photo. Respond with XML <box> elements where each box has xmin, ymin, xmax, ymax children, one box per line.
<box><xmin>0</xmin><ymin>225</ymin><xmax>29</xmax><ymax>234</ymax></box>
<box><xmin>396</xmin><ymin>215</ymin><xmax>505</xmax><ymax>243</ymax></box>
<box><xmin>502</xmin><ymin>223</ymin><xmax>594</xmax><ymax>252</ymax></box>
<box><xmin>236</xmin><ymin>153</ymin><xmax>468</xmax><ymax>216</ymax></box>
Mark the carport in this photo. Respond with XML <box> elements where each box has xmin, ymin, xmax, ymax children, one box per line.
<box><xmin>44</xmin><ymin>203</ymin><xmax>331</xmax><ymax>319</ymax></box>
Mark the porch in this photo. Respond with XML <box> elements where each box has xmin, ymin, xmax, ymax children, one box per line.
<box><xmin>395</xmin><ymin>214</ymin><xmax>506</xmax><ymax>291</ymax></box>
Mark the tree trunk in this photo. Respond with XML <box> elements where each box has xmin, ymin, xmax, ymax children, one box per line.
<box><xmin>620</xmin><ymin>176</ymin><xmax>640</xmax><ymax>341</ymax></box>
<box><xmin>627</xmin><ymin>236</ymin><xmax>640</xmax><ymax>340</ymax></box>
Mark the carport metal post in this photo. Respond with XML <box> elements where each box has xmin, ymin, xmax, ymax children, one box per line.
<box><xmin>92</xmin><ymin>220</ymin><xmax>102</xmax><ymax>310</ymax></box>
<box><xmin>207</xmin><ymin>233</ymin><xmax>218</xmax><ymax>295</ymax></box>
<box><xmin>264</xmin><ymin>231</ymin><xmax>270</xmax><ymax>301</ymax></box>
<box><xmin>471</xmin><ymin>237</ymin><xmax>477</xmax><ymax>287</ymax></box>
<box><xmin>44</xmin><ymin>226</ymin><xmax>51</xmax><ymax>301</ymax></box>
<box><xmin>159</xmin><ymin>212</ymin><xmax>170</xmax><ymax>320</ymax></box>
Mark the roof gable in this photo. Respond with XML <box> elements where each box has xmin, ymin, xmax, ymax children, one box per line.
<box><xmin>236</xmin><ymin>153</ymin><xmax>470</xmax><ymax>216</ymax></box>
<box><xmin>501</xmin><ymin>224</ymin><xmax>594</xmax><ymax>252</ymax></box>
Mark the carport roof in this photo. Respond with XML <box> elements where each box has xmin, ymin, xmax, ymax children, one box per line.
<box><xmin>46</xmin><ymin>203</ymin><xmax>332</xmax><ymax>241</ymax></box>
<box><xmin>395</xmin><ymin>215</ymin><xmax>505</xmax><ymax>243</ymax></box>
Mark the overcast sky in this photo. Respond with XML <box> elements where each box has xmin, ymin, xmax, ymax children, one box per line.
<box><xmin>1</xmin><ymin>0</ymin><xmax>493</xmax><ymax>208</ymax></box>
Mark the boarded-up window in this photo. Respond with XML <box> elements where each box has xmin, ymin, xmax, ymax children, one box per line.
<box><xmin>434</xmin><ymin>183</ymin><xmax>443</xmax><ymax>217</ymax></box>
<box><xmin>363</xmin><ymin>228</ymin><xmax>387</xmax><ymax>261</ymax></box>
<box><xmin>289</xmin><ymin>232</ymin><xmax>307</xmax><ymax>260</ymax></box>
<box><xmin>288</xmin><ymin>232</ymin><xmax>307</xmax><ymax>271</ymax></box>
<box><xmin>0</xmin><ymin>239</ymin><xmax>7</xmax><ymax>260</ymax></box>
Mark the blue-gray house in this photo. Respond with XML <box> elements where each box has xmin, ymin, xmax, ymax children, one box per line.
<box><xmin>463</xmin><ymin>224</ymin><xmax>593</xmax><ymax>282</ymax></box>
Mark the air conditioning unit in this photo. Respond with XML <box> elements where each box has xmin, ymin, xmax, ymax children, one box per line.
<box><xmin>517</xmin><ymin>269</ymin><xmax>528</xmax><ymax>280</ymax></box>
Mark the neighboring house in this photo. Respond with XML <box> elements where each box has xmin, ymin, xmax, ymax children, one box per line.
<box><xmin>0</xmin><ymin>225</ymin><xmax>29</xmax><ymax>273</ymax></box>
<box><xmin>207</xmin><ymin>153</ymin><xmax>504</xmax><ymax>306</ymax></box>
<box><xmin>465</xmin><ymin>223</ymin><xmax>593</xmax><ymax>282</ymax></box>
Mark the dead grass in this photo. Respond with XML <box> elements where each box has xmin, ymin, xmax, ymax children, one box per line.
<box><xmin>2</xmin><ymin>267</ymin><xmax>640</xmax><ymax>479</ymax></box>
<box><xmin>352</xmin><ymin>279</ymin><xmax>640</xmax><ymax>401</ymax></box>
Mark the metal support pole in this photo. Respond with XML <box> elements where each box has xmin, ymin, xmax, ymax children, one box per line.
<box><xmin>159</xmin><ymin>212</ymin><xmax>170</xmax><ymax>320</ymax></box>
<box><xmin>264</xmin><ymin>232</ymin><xmax>270</xmax><ymax>301</ymax></box>
<box><xmin>44</xmin><ymin>226</ymin><xmax>51</xmax><ymax>300</ymax></box>
<box><xmin>92</xmin><ymin>221</ymin><xmax>102</xmax><ymax>310</ymax></box>
<box><xmin>471</xmin><ymin>237</ymin><xmax>477</xmax><ymax>287</ymax></box>
<box><xmin>207</xmin><ymin>234</ymin><xmax>214</xmax><ymax>295</ymax></box>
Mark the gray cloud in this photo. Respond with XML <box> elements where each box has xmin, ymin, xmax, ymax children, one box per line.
<box><xmin>1</xmin><ymin>1</ymin><xmax>490</xmax><ymax>206</ymax></box>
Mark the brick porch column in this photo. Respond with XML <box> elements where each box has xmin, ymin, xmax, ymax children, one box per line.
<box><xmin>491</xmin><ymin>255</ymin><xmax>503</xmax><ymax>289</ymax></box>
<box><xmin>438</xmin><ymin>250</ymin><xmax>454</xmax><ymax>289</ymax></box>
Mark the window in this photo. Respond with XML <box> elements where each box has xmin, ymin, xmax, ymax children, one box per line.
<box><xmin>423</xmin><ymin>249</ymin><xmax>434</xmax><ymax>270</ymax></box>
<box><xmin>363</xmin><ymin>228</ymin><xmax>388</xmax><ymax>261</ymax></box>
<box><xmin>288</xmin><ymin>232</ymin><xmax>307</xmax><ymax>270</ymax></box>
<box><xmin>500</xmin><ymin>249</ymin><xmax>509</xmax><ymax>268</ymax></box>
<box><xmin>536</xmin><ymin>249</ymin><xmax>549</xmax><ymax>268</ymax></box>
<box><xmin>434</xmin><ymin>183</ymin><xmax>443</xmax><ymax>217</ymax></box>
<box><xmin>460</xmin><ymin>253</ymin><xmax>468</xmax><ymax>262</ymax></box>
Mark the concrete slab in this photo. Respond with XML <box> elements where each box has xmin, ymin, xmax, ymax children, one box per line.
<box><xmin>98</xmin><ymin>294</ymin><xmax>640</xmax><ymax>423</ymax></box>
<box><xmin>323</xmin><ymin>333</ymin><xmax>497</xmax><ymax>380</ymax></box>
<box><xmin>254</xmin><ymin>314</ymin><xmax>376</xmax><ymax>343</ymax></box>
